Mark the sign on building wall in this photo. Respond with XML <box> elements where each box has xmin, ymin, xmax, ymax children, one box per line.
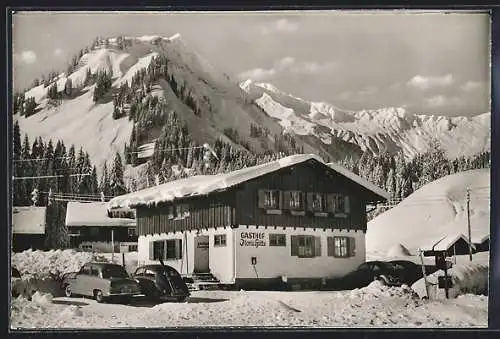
<box><xmin>239</xmin><ymin>232</ymin><xmax>266</xmax><ymax>248</ymax></box>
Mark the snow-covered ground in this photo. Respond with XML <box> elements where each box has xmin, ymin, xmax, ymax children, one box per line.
<box><xmin>10</xmin><ymin>282</ymin><xmax>487</xmax><ymax>329</ymax></box>
<box><xmin>367</xmin><ymin>169</ymin><xmax>490</xmax><ymax>257</ymax></box>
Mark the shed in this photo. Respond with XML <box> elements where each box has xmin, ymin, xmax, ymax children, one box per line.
<box><xmin>65</xmin><ymin>201</ymin><xmax>137</xmax><ymax>253</ymax></box>
<box><xmin>423</xmin><ymin>233</ymin><xmax>476</xmax><ymax>257</ymax></box>
<box><xmin>12</xmin><ymin>206</ymin><xmax>47</xmax><ymax>252</ymax></box>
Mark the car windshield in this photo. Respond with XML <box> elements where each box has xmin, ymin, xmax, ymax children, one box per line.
<box><xmin>102</xmin><ymin>265</ymin><xmax>129</xmax><ymax>279</ymax></box>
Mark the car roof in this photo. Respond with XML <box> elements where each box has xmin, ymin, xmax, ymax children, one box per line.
<box><xmin>136</xmin><ymin>264</ymin><xmax>176</xmax><ymax>271</ymax></box>
<box><xmin>86</xmin><ymin>262</ymin><xmax>124</xmax><ymax>268</ymax></box>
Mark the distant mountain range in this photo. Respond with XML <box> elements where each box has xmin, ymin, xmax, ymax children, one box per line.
<box><xmin>14</xmin><ymin>34</ymin><xmax>490</xmax><ymax>178</ymax></box>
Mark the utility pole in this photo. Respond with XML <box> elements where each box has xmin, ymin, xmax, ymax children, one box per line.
<box><xmin>466</xmin><ymin>188</ymin><xmax>472</xmax><ymax>262</ymax></box>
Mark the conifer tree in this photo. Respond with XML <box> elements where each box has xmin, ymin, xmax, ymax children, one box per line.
<box><xmin>110</xmin><ymin>152</ymin><xmax>127</xmax><ymax>196</ymax></box>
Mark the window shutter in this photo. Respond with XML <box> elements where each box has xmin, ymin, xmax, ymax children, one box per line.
<box><xmin>345</xmin><ymin>196</ymin><xmax>350</xmax><ymax>214</ymax></box>
<box><xmin>327</xmin><ymin>237</ymin><xmax>333</xmax><ymax>256</ymax></box>
<box><xmin>314</xmin><ymin>236</ymin><xmax>322</xmax><ymax>257</ymax></box>
<box><xmin>349</xmin><ymin>237</ymin><xmax>356</xmax><ymax>257</ymax></box>
<box><xmin>326</xmin><ymin>194</ymin><xmax>334</xmax><ymax>213</ymax></box>
<box><xmin>258</xmin><ymin>189</ymin><xmax>265</xmax><ymax>208</ymax></box>
<box><xmin>306</xmin><ymin>192</ymin><xmax>314</xmax><ymax>212</ymax></box>
<box><xmin>278</xmin><ymin>191</ymin><xmax>283</xmax><ymax>209</ymax></box>
<box><xmin>283</xmin><ymin>191</ymin><xmax>291</xmax><ymax>210</ymax></box>
<box><xmin>163</xmin><ymin>240</ymin><xmax>168</xmax><ymax>260</ymax></box>
<box><xmin>176</xmin><ymin>239</ymin><xmax>182</xmax><ymax>259</ymax></box>
<box><xmin>291</xmin><ymin>235</ymin><xmax>298</xmax><ymax>256</ymax></box>
<box><xmin>300</xmin><ymin>192</ymin><xmax>305</xmax><ymax>210</ymax></box>
<box><xmin>149</xmin><ymin>241</ymin><xmax>154</xmax><ymax>260</ymax></box>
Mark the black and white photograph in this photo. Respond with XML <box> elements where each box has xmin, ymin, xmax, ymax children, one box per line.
<box><xmin>9</xmin><ymin>10</ymin><xmax>491</xmax><ymax>328</ymax></box>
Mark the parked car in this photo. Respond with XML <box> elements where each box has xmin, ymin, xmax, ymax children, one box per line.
<box><xmin>62</xmin><ymin>262</ymin><xmax>141</xmax><ymax>303</ymax></box>
<box><xmin>133</xmin><ymin>261</ymin><xmax>190</xmax><ymax>302</ymax></box>
<box><xmin>388</xmin><ymin>260</ymin><xmax>425</xmax><ymax>285</ymax></box>
<box><xmin>328</xmin><ymin>261</ymin><xmax>406</xmax><ymax>290</ymax></box>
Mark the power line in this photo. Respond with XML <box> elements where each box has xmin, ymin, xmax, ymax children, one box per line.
<box><xmin>126</xmin><ymin>145</ymin><xmax>205</xmax><ymax>155</ymax></box>
<box><xmin>12</xmin><ymin>173</ymin><xmax>91</xmax><ymax>180</ymax></box>
<box><xmin>13</xmin><ymin>156</ymin><xmax>74</xmax><ymax>163</ymax></box>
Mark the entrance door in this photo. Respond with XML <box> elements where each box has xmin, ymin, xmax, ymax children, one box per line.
<box><xmin>193</xmin><ymin>236</ymin><xmax>209</xmax><ymax>273</ymax></box>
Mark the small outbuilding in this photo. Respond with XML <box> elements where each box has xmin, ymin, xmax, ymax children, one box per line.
<box><xmin>12</xmin><ymin>206</ymin><xmax>47</xmax><ymax>252</ymax></box>
<box><xmin>65</xmin><ymin>201</ymin><xmax>138</xmax><ymax>253</ymax></box>
<box><xmin>473</xmin><ymin>234</ymin><xmax>489</xmax><ymax>252</ymax></box>
<box><xmin>423</xmin><ymin>233</ymin><xmax>476</xmax><ymax>257</ymax></box>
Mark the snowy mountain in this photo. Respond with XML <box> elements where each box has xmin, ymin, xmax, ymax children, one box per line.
<box><xmin>366</xmin><ymin>168</ymin><xmax>490</xmax><ymax>258</ymax></box>
<box><xmin>240</xmin><ymin>79</ymin><xmax>491</xmax><ymax>160</ymax></box>
<box><xmin>14</xmin><ymin>34</ymin><xmax>490</xmax><ymax>182</ymax></box>
<box><xmin>15</xmin><ymin>34</ymin><xmax>298</xmax><ymax>176</ymax></box>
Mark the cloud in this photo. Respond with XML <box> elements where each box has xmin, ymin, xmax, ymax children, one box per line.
<box><xmin>261</xmin><ymin>18</ymin><xmax>298</xmax><ymax>34</ymax></box>
<box><xmin>358</xmin><ymin>86</ymin><xmax>378</xmax><ymax>97</ymax></box>
<box><xmin>407</xmin><ymin>74</ymin><xmax>454</xmax><ymax>90</ymax></box>
<box><xmin>15</xmin><ymin>50</ymin><xmax>37</xmax><ymax>64</ymax></box>
<box><xmin>424</xmin><ymin>95</ymin><xmax>462</xmax><ymax>107</ymax></box>
<box><xmin>238</xmin><ymin>57</ymin><xmax>337</xmax><ymax>81</ymax></box>
<box><xmin>461</xmin><ymin>81</ymin><xmax>485</xmax><ymax>92</ymax></box>
<box><xmin>54</xmin><ymin>48</ymin><xmax>64</xmax><ymax>57</ymax></box>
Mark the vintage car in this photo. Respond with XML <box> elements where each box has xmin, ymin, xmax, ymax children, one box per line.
<box><xmin>328</xmin><ymin>261</ymin><xmax>407</xmax><ymax>290</ymax></box>
<box><xmin>62</xmin><ymin>262</ymin><xmax>141</xmax><ymax>303</ymax></box>
<box><xmin>133</xmin><ymin>261</ymin><xmax>190</xmax><ymax>302</ymax></box>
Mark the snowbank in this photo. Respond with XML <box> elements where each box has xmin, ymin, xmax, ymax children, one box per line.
<box><xmin>12</xmin><ymin>249</ymin><xmax>94</xmax><ymax>279</ymax></box>
<box><xmin>412</xmin><ymin>261</ymin><xmax>488</xmax><ymax>299</ymax></box>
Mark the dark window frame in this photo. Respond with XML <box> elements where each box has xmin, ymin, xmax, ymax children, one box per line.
<box><xmin>328</xmin><ymin>236</ymin><xmax>350</xmax><ymax>258</ymax></box>
<box><xmin>288</xmin><ymin>191</ymin><xmax>304</xmax><ymax>210</ymax></box>
<box><xmin>264</xmin><ymin>190</ymin><xmax>280</xmax><ymax>209</ymax></box>
<box><xmin>214</xmin><ymin>234</ymin><xmax>227</xmax><ymax>247</ymax></box>
<box><xmin>269</xmin><ymin>233</ymin><xmax>286</xmax><ymax>247</ymax></box>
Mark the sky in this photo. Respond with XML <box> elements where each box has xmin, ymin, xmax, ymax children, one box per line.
<box><xmin>12</xmin><ymin>11</ymin><xmax>490</xmax><ymax>116</ymax></box>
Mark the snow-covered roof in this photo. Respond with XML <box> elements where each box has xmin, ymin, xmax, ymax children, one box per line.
<box><xmin>12</xmin><ymin>207</ymin><xmax>46</xmax><ymax>234</ymax></box>
<box><xmin>472</xmin><ymin>234</ymin><xmax>489</xmax><ymax>244</ymax></box>
<box><xmin>66</xmin><ymin>202</ymin><xmax>136</xmax><ymax>228</ymax></box>
<box><xmin>109</xmin><ymin>154</ymin><xmax>388</xmax><ymax>210</ymax></box>
<box><xmin>423</xmin><ymin>233</ymin><xmax>476</xmax><ymax>252</ymax></box>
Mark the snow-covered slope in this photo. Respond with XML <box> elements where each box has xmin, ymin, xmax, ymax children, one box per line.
<box><xmin>241</xmin><ymin>79</ymin><xmax>490</xmax><ymax>160</ymax></box>
<box><xmin>366</xmin><ymin>169</ymin><xmax>490</xmax><ymax>257</ymax></box>
<box><xmin>15</xmin><ymin>34</ymin><xmax>290</xmax><ymax>176</ymax></box>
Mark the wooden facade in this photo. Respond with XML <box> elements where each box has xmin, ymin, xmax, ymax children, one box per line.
<box><xmin>136</xmin><ymin>159</ymin><xmax>379</xmax><ymax>236</ymax></box>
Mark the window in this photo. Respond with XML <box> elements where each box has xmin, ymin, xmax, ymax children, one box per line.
<box><xmin>269</xmin><ymin>234</ymin><xmax>286</xmax><ymax>247</ymax></box>
<box><xmin>175</xmin><ymin>205</ymin><xmax>183</xmax><ymax>219</ymax></box>
<box><xmin>291</xmin><ymin>235</ymin><xmax>321</xmax><ymax>258</ymax></box>
<box><xmin>90</xmin><ymin>266</ymin><xmax>100</xmax><ymax>277</ymax></box>
<box><xmin>166</xmin><ymin>239</ymin><xmax>183</xmax><ymax>259</ymax></box>
<box><xmin>288</xmin><ymin>191</ymin><xmax>303</xmax><ymax>210</ymax></box>
<box><xmin>258</xmin><ymin>189</ymin><xmax>280</xmax><ymax>209</ymax></box>
<box><xmin>167</xmin><ymin>205</ymin><xmax>174</xmax><ymax>220</ymax></box>
<box><xmin>152</xmin><ymin>240</ymin><xmax>165</xmax><ymax>260</ymax></box>
<box><xmin>214</xmin><ymin>234</ymin><xmax>227</xmax><ymax>247</ymax></box>
<box><xmin>102</xmin><ymin>265</ymin><xmax>129</xmax><ymax>279</ymax></box>
<box><xmin>80</xmin><ymin>265</ymin><xmax>92</xmax><ymax>275</ymax></box>
<box><xmin>327</xmin><ymin>236</ymin><xmax>354</xmax><ymax>258</ymax></box>
<box><xmin>69</xmin><ymin>230</ymin><xmax>81</xmax><ymax>237</ymax></box>
<box><xmin>312</xmin><ymin>193</ymin><xmax>325</xmax><ymax>211</ymax></box>
<box><xmin>128</xmin><ymin>244</ymin><xmax>138</xmax><ymax>252</ymax></box>
<box><xmin>330</xmin><ymin>195</ymin><xmax>350</xmax><ymax>214</ymax></box>
<box><xmin>128</xmin><ymin>227</ymin><xmax>136</xmax><ymax>237</ymax></box>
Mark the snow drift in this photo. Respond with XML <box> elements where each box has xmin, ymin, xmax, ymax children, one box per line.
<box><xmin>366</xmin><ymin>169</ymin><xmax>490</xmax><ymax>257</ymax></box>
<box><xmin>412</xmin><ymin>258</ymin><xmax>489</xmax><ymax>300</ymax></box>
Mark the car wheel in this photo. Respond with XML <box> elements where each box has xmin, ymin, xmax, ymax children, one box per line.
<box><xmin>65</xmin><ymin>285</ymin><xmax>72</xmax><ymax>298</ymax></box>
<box><xmin>176</xmin><ymin>296</ymin><xmax>187</xmax><ymax>303</ymax></box>
<box><xmin>94</xmin><ymin>290</ymin><xmax>105</xmax><ymax>303</ymax></box>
